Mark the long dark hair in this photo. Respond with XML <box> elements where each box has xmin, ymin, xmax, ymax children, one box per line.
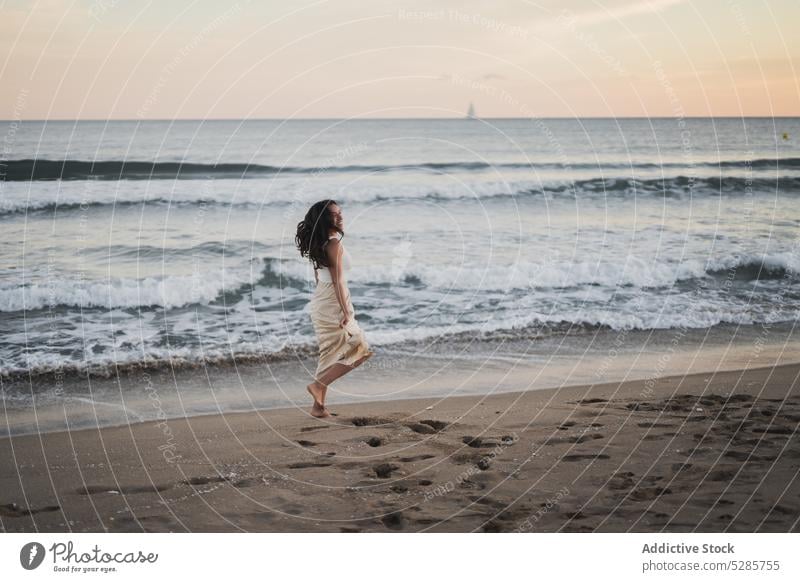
<box><xmin>295</xmin><ymin>199</ymin><xmax>343</xmax><ymax>269</ymax></box>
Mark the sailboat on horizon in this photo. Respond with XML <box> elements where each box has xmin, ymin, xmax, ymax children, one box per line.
<box><xmin>466</xmin><ymin>102</ymin><xmax>477</xmax><ymax>119</ymax></box>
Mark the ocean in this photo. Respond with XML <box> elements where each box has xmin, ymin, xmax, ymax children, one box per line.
<box><xmin>1</xmin><ymin>117</ymin><xmax>799</xmax><ymax>433</ymax></box>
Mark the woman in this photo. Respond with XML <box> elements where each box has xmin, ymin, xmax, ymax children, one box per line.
<box><xmin>295</xmin><ymin>199</ymin><xmax>374</xmax><ymax>418</ymax></box>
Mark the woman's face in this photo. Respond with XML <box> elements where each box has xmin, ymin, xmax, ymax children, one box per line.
<box><xmin>329</xmin><ymin>204</ymin><xmax>343</xmax><ymax>231</ymax></box>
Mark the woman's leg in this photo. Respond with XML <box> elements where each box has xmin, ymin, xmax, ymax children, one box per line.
<box><xmin>319</xmin><ymin>351</ymin><xmax>373</xmax><ymax>388</ymax></box>
<box><xmin>306</xmin><ymin>363</ymin><xmax>348</xmax><ymax>417</ymax></box>
<box><xmin>348</xmin><ymin>352</ymin><xmax>373</xmax><ymax>370</ymax></box>
<box><xmin>316</xmin><ymin>362</ymin><xmax>351</xmax><ymax>390</ymax></box>
<box><xmin>309</xmin><ymin>352</ymin><xmax>373</xmax><ymax>409</ymax></box>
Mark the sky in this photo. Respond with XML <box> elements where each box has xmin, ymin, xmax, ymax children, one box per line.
<box><xmin>1</xmin><ymin>0</ymin><xmax>798</xmax><ymax>119</ymax></box>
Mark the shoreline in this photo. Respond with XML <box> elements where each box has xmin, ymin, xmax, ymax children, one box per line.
<box><xmin>1</xmin><ymin>361</ymin><xmax>798</xmax><ymax>532</ymax></box>
<box><xmin>3</xmin><ymin>321</ymin><xmax>799</xmax><ymax>438</ymax></box>
<box><xmin>0</xmin><ymin>320</ymin><xmax>770</xmax><ymax>384</ymax></box>
<box><xmin>3</xmin><ymin>359</ymin><xmax>799</xmax><ymax>442</ymax></box>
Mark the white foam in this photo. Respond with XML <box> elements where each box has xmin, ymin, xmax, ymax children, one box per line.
<box><xmin>0</xmin><ymin>264</ymin><xmax>260</xmax><ymax>311</ymax></box>
<box><xmin>277</xmin><ymin>251</ymin><xmax>799</xmax><ymax>291</ymax></box>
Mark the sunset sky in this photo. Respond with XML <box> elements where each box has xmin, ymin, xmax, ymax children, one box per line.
<box><xmin>1</xmin><ymin>0</ymin><xmax>798</xmax><ymax>119</ymax></box>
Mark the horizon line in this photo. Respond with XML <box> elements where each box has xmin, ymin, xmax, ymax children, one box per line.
<box><xmin>2</xmin><ymin>115</ymin><xmax>799</xmax><ymax>122</ymax></box>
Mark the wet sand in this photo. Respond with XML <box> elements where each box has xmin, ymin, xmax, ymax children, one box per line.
<box><xmin>1</xmin><ymin>362</ymin><xmax>799</xmax><ymax>532</ymax></box>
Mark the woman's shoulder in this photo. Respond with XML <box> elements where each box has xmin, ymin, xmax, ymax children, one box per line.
<box><xmin>323</xmin><ymin>232</ymin><xmax>343</xmax><ymax>247</ymax></box>
<box><xmin>323</xmin><ymin>236</ymin><xmax>341</xmax><ymax>257</ymax></box>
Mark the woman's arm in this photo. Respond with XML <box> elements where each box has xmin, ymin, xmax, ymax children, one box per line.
<box><xmin>325</xmin><ymin>239</ymin><xmax>352</xmax><ymax>325</ymax></box>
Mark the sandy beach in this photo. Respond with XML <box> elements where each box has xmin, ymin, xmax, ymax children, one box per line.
<box><xmin>2</xmin><ymin>361</ymin><xmax>798</xmax><ymax>533</ymax></box>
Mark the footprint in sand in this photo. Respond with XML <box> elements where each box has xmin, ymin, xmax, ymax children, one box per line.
<box><xmin>607</xmin><ymin>471</ymin><xmax>635</xmax><ymax>491</ymax></box>
<box><xmin>366</xmin><ymin>436</ymin><xmax>383</xmax><ymax>447</ymax></box>
<box><xmin>643</xmin><ymin>432</ymin><xmax>678</xmax><ymax>440</ymax></box>
<box><xmin>77</xmin><ymin>483</ymin><xmax>172</xmax><ymax>495</ymax></box>
<box><xmin>0</xmin><ymin>502</ymin><xmax>60</xmax><ymax>518</ymax></box>
<box><xmin>382</xmin><ymin>511</ymin><xmax>405</xmax><ymax>530</ymax></box>
<box><xmin>335</xmin><ymin>461</ymin><xmax>366</xmax><ymax>470</ymax></box>
<box><xmin>232</xmin><ymin>477</ymin><xmax>267</xmax><ymax>488</ymax></box>
<box><xmin>452</xmin><ymin>453</ymin><xmax>493</xmax><ymax>471</ymax></box>
<box><xmin>638</xmin><ymin>421</ymin><xmax>675</xmax><ymax>429</ymax></box>
<box><xmin>769</xmin><ymin>505</ymin><xmax>793</xmax><ymax>516</ymax></box>
<box><xmin>462</xmin><ymin>436</ymin><xmax>484</xmax><ymax>447</ymax></box>
<box><xmin>299</xmin><ymin>425</ymin><xmax>331</xmax><ymax>433</ymax></box>
<box><xmin>461</xmin><ymin>435</ymin><xmax>517</xmax><ymax>448</ymax></box>
<box><xmin>561</xmin><ymin>453</ymin><xmax>610</xmax><ymax>462</ymax></box>
<box><xmin>399</xmin><ymin>454</ymin><xmax>436</xmax><ymax>463</ymax></box>
<box><xmin>476</xmin><ymin>457</ymin><xmax>492</xmax><ymax>471</ymax></box>
<box><xmin>287</xmin><ymin>461</ymin><xmax>335</xmax><ymax>469</ymax></box>
<box><xmin>406</xmin><ymin>423</ymin><xmax>436</xmax><ymax>434</ymax></box>
<box><xmin>183</xmin><ymin>476</ymin><xmax>228</xmax><ymax>486</ymax></box>
<box><xmin>452</xmin><ymin>451</ymin><xmax>485</xmax><ymax>466</ymax></box>
<box><xmin>752</xmin><ymin>426</ymin><xmax>794</xmax><ymax>435</ymax></box>
<box><xmin>373</xmin><ymin>463</ymin><xmax>400</xmax><ymax>478</ymax></box>
<box><xmin>628</xmin><ymin>486</ymin><xmax>673</xmax><ymax>502</ymax></box>
<box><xmin>410</xmin><ymin>419</ymin><xmax>451</xmax><ymax>434</ymax></box>
<box><xmin>542</xmin><ymin>433</ymin><xmax>605</xmax><ymax>445</ymax></box>
<box><xmin>405</xmin><ymin>419</ymin><xmax>449</xmax><ymax>434</ymax></box>
<box><xmin>723</xmin><ymin>450</ymin><xmax>776</xmax><ymax>462</ymax></box>
<box><xmin>419</xmin><ymin>420</ymin><xmax>448</xmax><ymax>430</ymax></box>
<box><xmin>707</xmin><ymin>468</ymin><xmax>739</xmax><ymax>482</ymax></box>
<box><xmin>351</xmin><ymin>417</ymin><xmax>395</xmax><ymax>427</ymax></box>
<box><xmin>469</xmin><ymin>495</ymin><xmax>508</xmax><ymax>510</ymax></box>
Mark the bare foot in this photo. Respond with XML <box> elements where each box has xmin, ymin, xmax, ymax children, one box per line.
<box><xmin>307</xmin><ymin>382</ymin><xmax>330</xmax><ymax>418</ymax></box>
<box><xmin>306</xmin><ymin>382</ymin><xmax>325</xmax><ymax>407</ymax></box>
<box><xmin>310</xmin><ymin>402</ymin><xmax>330</xmax><ymax>418</ymax></box>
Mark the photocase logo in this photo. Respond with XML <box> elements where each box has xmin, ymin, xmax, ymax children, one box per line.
<box><xmin>19</xmin><ymin>542</ymin><xmax>46</xmax><ymax>570</ymax></box>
